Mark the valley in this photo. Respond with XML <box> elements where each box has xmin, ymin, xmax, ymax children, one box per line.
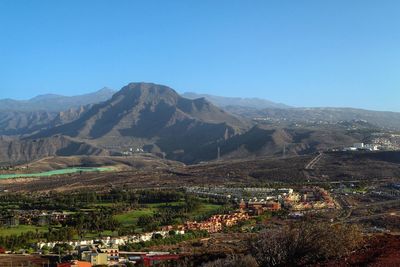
<box><xmin>3</xmin><ymin>1</ymin><xmax>400</xmax><ymax>265</ymax></box>
<box><xmin>0</xmin><ymin>83</ymin><xmax>400</xmax><ymax>266</ymax></box>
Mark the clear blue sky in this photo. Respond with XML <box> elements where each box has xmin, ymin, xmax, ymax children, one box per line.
<box><xmin>0</xmin><ymin>1</ymin><xmax>399</xmax><ymax>111</ymax></box>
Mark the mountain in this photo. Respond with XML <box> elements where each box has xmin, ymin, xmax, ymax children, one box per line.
<box><xmin>0</xmin><ymin>87</ymin><xmax>115</xmax><ymax>112</ymax></box>
<box><xmin>182</xmin><ymin>92</ymin><xmax>290</xmax><ymax>109</ymax></box>
<box><xmin>0</xmin><ymin>106</ymin><xmax>91</xmax><ymax>136</ymax></box>
<box><xmin>0</xmin><ymin>135</ymin><xmax>108</xmax><ymax>164</ymax></box>
<box><xmin>180</xmin><ymin>124</ymin><xmax>361</xmax><ymax>162</ymax></box>
<box><xmin>182</xmin><ymin>92</ymin><xmax>400</xmax><ymax>130</ymax></box>
<box><xmin>31</xmin><ymin>83</ymin><xmax>249</xmax><ymax>163</ymax></box>
<box><xmin>0</xmin><ymin>111</ymin><xmax>56</xmax><ymax>136</ymax></box>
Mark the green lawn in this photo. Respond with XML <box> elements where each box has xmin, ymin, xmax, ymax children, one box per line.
<box><xmin>0</xmin><ymin>167</ymin><xmax>114</xmax><ymax>179</ymax></box>
<box><xmin>145</xmin><ymin>201</ymin><xmax>184</xmax><ymax>208</ymax></box>
<box><xmin>0</xmin><ymin>225</ymin><xmax>47</xmax><ymax>236</ymax></box>
<box><xmin>114</xmin><ymin>208</ymin><xmax>156</xmax><ymax>225</ymax></box>
<box><xmin>83</xmin><ymin>230</ymin><xmax>117</xmax><ymax>239</ymax></box>
<box><xmin>188</xmin><ymin>203</ymin><xmax>223</xmax><ymax>217</ymax></box>
<box><xmin>91</xmin><ymin>202</ymin><xmax>120</xmax><ymax>207</ymax></box>
<box><xmin>115</xmin><ymin>202</ymin><xmax>223</xmax><ymax>226</ymax></box>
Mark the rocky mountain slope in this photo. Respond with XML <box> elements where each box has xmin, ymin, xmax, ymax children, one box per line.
<box><xmin>0</xmin><ymin>135</ymin><xmax>108</xmax><ymax>164</ymax></box>
<box><xmin>0</xmin><ymin>106</ymin><xmax>91</xmax><ymax>136</ymax></box>
<box><xmin>183</xmin><ymin>124</ymin><xmax>360</xmax><ymax>162</ymax></box>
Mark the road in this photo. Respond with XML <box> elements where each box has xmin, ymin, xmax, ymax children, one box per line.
<box><xmin>305</xmin><ymin>152</ymin><xmax>323</xmax><ymax>170</ymax></box>
<box><xmin>357</xmin><ymin>199</ymin><xmax>400</xmax><ymax>209</ymax></box>
<box><xmin>345</xmin><ymin>211</ymin><xmax>400</xmax><ymax>222</ymax></box>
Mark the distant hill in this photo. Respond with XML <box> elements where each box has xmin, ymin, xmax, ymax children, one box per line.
<box><xmin>0</xmin><ymin>110</ymin><xmax>56</xmax><ymax>136</ymax></box>
<box><xmin>183</xmin><ymin>124</ymin><xmax>360</xmax><ymax>162</ymax></box>
<box><xmin>250</xmin><ymin>107</ymin><xmax>400</xmax><ymax>130</ymax></box>
<box><xmin>0</xmin><ymin>87</ymin><xmax>115</xmax><ymax>112</ymax></box>
<box><xmin>0</xmin><ymin>135</ymin><xmax>108</xmax><ymax>164</ymax></box>
<box><xmin>182</xmin><ymin>92</ymin><xmax>290</xmax><ymax>109</ymax></box>
<box><xmin>0</xmin><ymin>106</ymin><xmax>91</xmax><ymax>136</ymax></box>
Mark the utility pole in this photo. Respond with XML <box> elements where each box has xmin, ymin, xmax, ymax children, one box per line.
<box><xmin>283</xmin><ymin>144</ymin><xmax>286</xmax><ymax>157</ymax></box>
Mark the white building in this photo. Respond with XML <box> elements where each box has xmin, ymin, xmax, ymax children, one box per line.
<box><xmin>364</xmin><ymin>144</ymin><xmax>379</xmax><ymax>151</ymax></box>
<box><xmin>353</xmin><ymin>143</ymin><xmax>364</xmax><ymax>149</ymax></box>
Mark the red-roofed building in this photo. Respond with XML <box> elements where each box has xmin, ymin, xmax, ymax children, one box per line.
<box><xmin>57</xmin><ymin>260</ymin><xmax>92</xmax><ymax>267</ymax></box>
<box><xmin>142</xmin><ymin>254</ymin><xmax>180</xmax><ymax>266</ymax></box>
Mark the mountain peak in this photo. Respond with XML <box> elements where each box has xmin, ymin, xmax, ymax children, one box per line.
<box><xmin>120</xmin><ymin>82</ymin><xmax>178</xmax><ymax>94</ymax></box>
<box><xmin>114</xmin><ymin>82</ymin><xmax>180</xmax><ymax>105</ymax></box>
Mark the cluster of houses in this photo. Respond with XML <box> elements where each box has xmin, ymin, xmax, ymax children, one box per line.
<box><xmin>121</xmin><ymin>147</ymin><xmax>145</xmax><ymax>156</ymax></box>
<box><xmin>343</xmin><ymin>142</ymin><xmax>379</xmax><ymax>151</ymax></box>
<box><xmin>187</xmin><ymin>186</ymin><xmax>336</xmax><ymax>215</ymax></box>
<box><xmin>1</xmin><ymin>186</ymin><xmax>338</xmax><ymax>266</ymax></box>
<box><xmin>32</xmin><ymin>209</ymin><xmax>254</xmax><ymax>266</ymax></box>
<box><xmin>37</xmin><ymin>230</ymin><xmax>184</xmax><ymax>250</ymax></box>
<box><xmin>77</xmin><ymin>245</ymin><xmax>178</xmax><ymax>266</ymax></box>
<box><xmin>33</xmin><ymin>208</ymin><xmax>256</xmax><ymax>265</ymax></box>
<box><xmin>58</xmin><ymin>251</ymin><xmax>180</xmax><ymax>267</ymax></box>
<box><xmin>283</xmin><ymin>187</ymin><xmax>335</xmax><ymax>211</ymax></box>
<box><xmin>0</xmin><ymin>250</ymin><xmax>181</xmax><ymax>267</ymax></box>
<box><xmin>36</xmin><ymin>230</ymin><xmax>184</xmax><ymax>266</ymax></box>
<box><xmin>370</xmin><ymin>133</ymin><xmax>400</xmax><ymax>151</ymax></box>
<box><xmin>186</xmin><ymin>186</ymin><xmax>294</xmax><ymax>203</ymax></box>
<box><xmin>239</xmin><ymin>199</ymin><xmax>281</xmax><ymax>216</ymax></box>
<box><xmin>184</xmin><ymin>212</ymin><xmax>250</xmax><ymax>233</ymax></box>
<box><xmin>234</xmin><ymin>186</ymin><xmax>336</xmax><ymax>213</ymax></box>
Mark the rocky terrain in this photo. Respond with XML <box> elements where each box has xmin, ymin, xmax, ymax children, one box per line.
<box><xmin>2</xmin><ymin>150</ymin><xmax>400</xmax><ymax>193</ymax></box>
<box><xmin>0</xmin><ymin>135</ymin><xmax>108</xmax><ymax>164</ymax></box>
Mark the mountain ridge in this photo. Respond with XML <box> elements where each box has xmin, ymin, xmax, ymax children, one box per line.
<box><xmin>1</xmin><ymin>82</ymin><xmax>399</xmax><ymax>164</ymax></box>
<box><xmin>182</xmin><ymin>92</ymin><xmax>291</xmax><ymax>109</ymax></box>
<box><xmin>0</xmin><ymin>87</ymin><xmax>115</xmax><ymax>112</ymax></box>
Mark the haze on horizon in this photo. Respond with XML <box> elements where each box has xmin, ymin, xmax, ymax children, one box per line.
<box><xmin>0</xmin><ymin>0</ymin><xmax>399</xmax><ymax>112</ymax></box>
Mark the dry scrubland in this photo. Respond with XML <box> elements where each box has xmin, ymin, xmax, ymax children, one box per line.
<box><xmin>0</xmin><ymin>151</ymin><xmax>399</xmax><ymax>193</ymax></box>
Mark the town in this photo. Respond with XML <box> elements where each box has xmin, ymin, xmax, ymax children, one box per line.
<box><xmin>0</xmin><ymin>186</ymin><xmax>340</xmax><ymax>266</ymax></box>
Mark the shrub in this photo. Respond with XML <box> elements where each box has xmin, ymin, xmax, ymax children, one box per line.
<box><xmin>202</xmin><ymin>254</ymin><xmax>258</xmax><ymax>267</ymax></box>
<box><xmin>251</xmin><ymin>221</ymin><xmax>363</xmax><ymax>266</ymax></box>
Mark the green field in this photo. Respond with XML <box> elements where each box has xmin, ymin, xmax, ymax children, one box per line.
<box><xmin>188</xmin><ymin>203</ymin><xmax>222</xmax><ymax>218</ymax></box>
<box><xmin>0</xmin><ymin>225</ymin><xmax>47</xmax><ymax>236</ymax></box>
<box><xmin>0</xmin><ymin>202</ymin><xmax>224</xmax><ymax>240</ymax></box>
<box><xmin>114</xmin><ymin>208</ymin><xmax>156</xmax><ymax>225</ymax></box>
<box><xmin>115</xmin><ymin>202</ymin><xmax>223</xmax><ymax>226</ymax></box>
<box><xmin>0</xmin><ymin>167</ymin><xmax>114</xmax><ymax>179</ymax></box>
<box><xmin>146</xmin><ymin>201</ymin><xmax>184</xmax><ymax>208</ymax></box>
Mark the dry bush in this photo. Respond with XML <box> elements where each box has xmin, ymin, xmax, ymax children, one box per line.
<box><xmin>251</xmin><ymin>221</ymin><xmax>363</xmax><ymax>266</ymax></box>
<box><xmin>201</xmin><ymin>254</ymin><xmax>258</xmax><ymax>267</ymax></box>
